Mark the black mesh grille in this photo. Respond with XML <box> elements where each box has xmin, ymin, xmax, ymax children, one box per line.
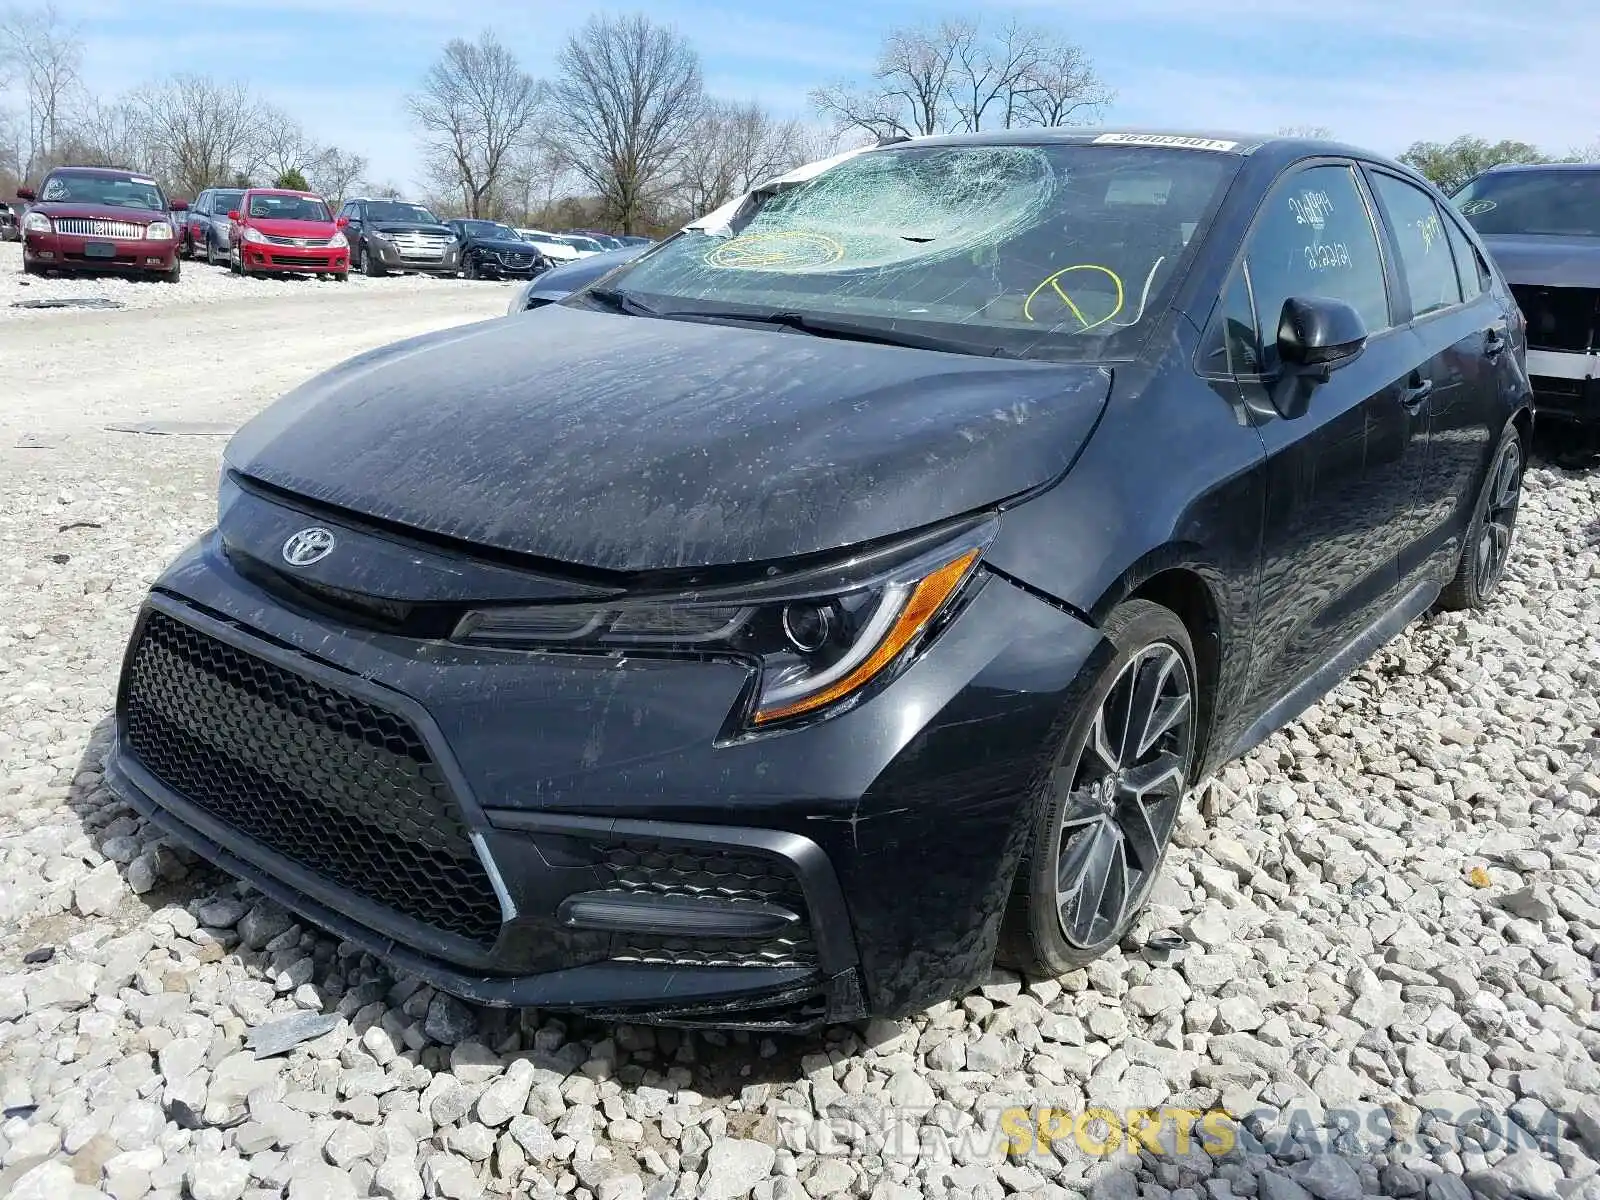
<box><xmin>123</xmin><ymin>612</ymin><xmax>503</xmax><ymax>946</ymax></box>
<box><xmin>1511</xmin><ymin>284</ymin><xmax>1598</xmax><ymax>353</ymax></box>
<box><xmin>594</xmin><ymin>841</ymin><xmax>817</xmax><ymax>969</ymax></box>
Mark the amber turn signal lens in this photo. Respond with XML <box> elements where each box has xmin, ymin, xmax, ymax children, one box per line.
<box><xmin>752</xmin><ymin>549</ymin><xmax>980</xmax><ymax>725</ymax></box>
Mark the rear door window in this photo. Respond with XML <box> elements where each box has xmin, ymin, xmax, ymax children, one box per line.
<box><xmin>1370</xmin><ymin>172</ymin><xmax>1462</xmax><ymax>320</ymax></box>
<box><xmin>1442</xmin><ymin>214</ymin><xmax>1490</xmax><ymax>301</ymax></box>
<box><xmin>1243</xmin><ymin>164</ymin><xmax>1391</xmax><ymax>371</ymax></box>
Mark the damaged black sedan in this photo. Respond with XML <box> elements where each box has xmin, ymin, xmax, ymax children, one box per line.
<box><xmin>110</xmin><ymin>130</ymin><xmax>1530</xmax><ymax>1029</ymax></box>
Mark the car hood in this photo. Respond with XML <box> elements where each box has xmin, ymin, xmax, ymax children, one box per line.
<box><xmin>251</xmin><ymin>217</ymin><xmax>337</xmax><ymax>239</ymax></box>
<box><xmin>226</xmin><ymin>306</ymin><xmax>1111</xmax><ymax>574</ymax></box>
<box><xmin>370</xmin><ymin>221</ymin><xmax>453</xmax><ymax>237</ymax></box>
<box><xmin>30</xmin><ymin>203</ymin><xmax>165</xmax><ymax>223</ymax></box>
<box><xmin>1480</xmin><ymin>234</ymin><xmax>1600</xmax><ymax>288</ymax></box>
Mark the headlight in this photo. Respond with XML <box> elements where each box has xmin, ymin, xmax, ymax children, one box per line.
<box><xmin>243</xmin><ymin>227</ymin><xmax>266</xmax><ymax>244</ymax></box>
<box><xmin>327</xmin><ymin>232</ymin><xmax>348</xmax><ymax>248</ymax></box>
<box><xmin>144</xmin><ymin>221</ymin><xmax>174</xmax><ymax>241</ymax></box>
<box><xmin>22</xmin><ymin>212</ymin><xmax>50</xmax><ymax>234</ymax></box>
<box><xmin>453</xmin><ymin>521</ymin><xmax>994</xmax><ymax>730</ymax></box>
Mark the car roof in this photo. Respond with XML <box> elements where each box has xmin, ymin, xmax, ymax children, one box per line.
<box><xmin>884</xmin><ymin>128</ymin><xmax>1413</xmax><ymax>171</ymax></box>
<box><xmin>245</xmin><ymin>188</ymin><xmax>324</xmax><ymax>198</ymax></box>
<box><xmin>1475</xmin><ymin>161</ymin><xmax>1600</xmax><ymax>175</ymax></box>
<box><xmin>46</xmin><ymin>165</ymin><xmax>153</xmax><ymax>179</ymax></box>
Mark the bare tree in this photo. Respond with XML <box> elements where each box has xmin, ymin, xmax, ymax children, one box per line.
<box><xmin>676</xmin><ymin>100</ymin><xmax>807</xmax><ymax>218</ymax></box>
<box><xmin>125</xmin><ymin>74</ymin><xmax>263</xmax><ymax>196</ymax></box>
<box><xmin>0</xmin><ymin>2</ymin><xmax>83</xmax><ymax>176</ymax></box>
<box><xmin>307</xmin><ymin>147</ymin><xmax>367</xmax><ymax>206</ymax></box>
<box><xmin>812</xmin><ymin>17</ymin><xmax>1109</xmax><ymax>139</ymax></box>
<box><xmin>253</xmin><ymin>104</ymin><xmax>322</xmax><ymax>182</ymax></box>
<box><xmin>1012</xmin><ymin>37</ymin><xmax>1113</xmax><ymax>128</ymax></box>
<box><xmin>546</xmin><ymin>13</ymin><xmax>704</xmax><ymax>233</ymax></box>
<box><xmin>407</xmin><ymin>31</ymin><xmax>541</xmax><ymax>217</ymax></box>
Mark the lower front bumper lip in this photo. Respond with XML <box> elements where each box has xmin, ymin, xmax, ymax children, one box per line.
<box><xmin>107</xmin><ymin>741</ymin><xmax>836</xmax><ymax>1018</ymax></box>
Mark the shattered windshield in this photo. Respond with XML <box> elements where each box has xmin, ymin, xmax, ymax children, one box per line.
<box><xmin>591</xmin><ymin>143</ymin><xmax>1238</xmax><ymax>360</ymax></box>
<box><xmin>1453</xmin><ymin>170</ymin><xmax>1600</xmax><ymax>238</ymax></box>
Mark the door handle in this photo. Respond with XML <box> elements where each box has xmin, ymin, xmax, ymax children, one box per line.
<box><xmin>1484</xmin><ymin>328</ymin><xmax>1508</xmax><ymax>359</ymax></box>
<box><xmin>1400</xmin><ymin>377</ymin><xmax>1434</xmax><ymax>409</ymax></box>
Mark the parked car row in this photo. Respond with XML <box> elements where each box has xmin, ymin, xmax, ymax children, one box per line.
<box><xmin>12</xmin><ymin>162</ymin><xmax>655</xmax><ymax>287</ymax></box>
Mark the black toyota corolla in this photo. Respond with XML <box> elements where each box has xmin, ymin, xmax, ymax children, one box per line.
<box><xmin>109</xmin><ymin>130</ymin><xmax>1531</xmax><ymax>1029</ymax></box>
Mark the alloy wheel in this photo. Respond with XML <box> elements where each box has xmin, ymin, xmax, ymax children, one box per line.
<box><xmin>1054</xmin><ymin>642</ymin><xmax>1193</xmax><ymax>949</ymax></box>
<box><xmin>1474</xmin><ymin>438</ymin><xmax>1521</xmax><ymax>597</ymax></box>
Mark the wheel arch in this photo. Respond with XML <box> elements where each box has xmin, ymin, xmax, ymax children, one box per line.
<box><xmin>1085</xmin><ymin>547</ymin><xmax>1229</xmax><ymax>776</ymax></box>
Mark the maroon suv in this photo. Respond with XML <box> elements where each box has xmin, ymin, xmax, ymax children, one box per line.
<box><xmin>18</xmin><ymin>165</ymin><xmax>188</xmax><ymax>281</ymax></box>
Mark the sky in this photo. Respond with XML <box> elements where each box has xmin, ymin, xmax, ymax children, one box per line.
<box><xmin>26</xmin><ymin>0</ymin><xmax>1600</xmax><ymax>194</ymax></box>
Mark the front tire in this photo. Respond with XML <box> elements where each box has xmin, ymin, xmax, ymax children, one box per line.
<box><xmin>362</xmin><ymin>243</ymin><xmax>385</xmax><ymax>277</ymax></box>
<box><xmin>161</xmin><ymin>258</ymin><xmax>181</xmax><ymax>283</ymax></box>
<box><xmin>999</xmin><ymin>599</ymin><xmax>1199</xmax><ymax>977</ymax></box>
<box><xmin>1436</xmin><ymin>423</ymin><xmax>1523</xmax><ymax>611</ymax></box>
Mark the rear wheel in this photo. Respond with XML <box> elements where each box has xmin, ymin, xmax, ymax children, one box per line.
<box><xmin>999</xmin><ymin>599</ymin><xmax>1199</xmax><ymax>976</ymax></box>
<box><xmin>1436</xmin><ymin>424</ymin><xmax>1523</xmax><ymax>611</ymax></box>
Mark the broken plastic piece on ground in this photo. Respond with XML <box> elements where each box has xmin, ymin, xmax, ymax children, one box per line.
<box><xmin>104</xmin><ymin>420</ymin><xmax>238</xmax><ymax>437</ymax></box>
<box><xmin>1143</xmin><ymin>932</ymin><xmax>1187</xmax><ymax>963</ymax></box>
<box><xmin>11</xmin><ymin>296</ymin><xmax>125</xmax><ymax>310</ymax></box>
<box><xmin>246</xmin><ymin>1010</ymin><xmax>341</xmax><ymax>1058</ymax></box>
<box><xmin>21</xmin><ymin>945</ymin><xmax>54</xmax><ymax>964</ymax></box>
<box><xmin>1467</xmin><ymin>865</ymin><xmax>1492</xmax><ymax>888</ymax></box>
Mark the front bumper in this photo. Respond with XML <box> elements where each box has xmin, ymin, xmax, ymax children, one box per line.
<box><xmin>372</xmin><ymin>239</ymin><xmax>461</xmax><ymax>274</ymax></box>
<box><xmin>1525</xmin><ymin>348</ymin><xmax>1600</xmax><ymax>426</ymax></box>
<box><xmin>241</xmin><ymin>243</ymin><xmax>348</xmax><ymax>274</ymax></box>
<box><xmin>109</xmin><ymin>525</ymin><xmax>1102</xmax><ymax>1024</ymax></box>
<box><xmin>24</xmin><ymin>230</ymin><xmax>177</xmax><ymax>272</ymax></box>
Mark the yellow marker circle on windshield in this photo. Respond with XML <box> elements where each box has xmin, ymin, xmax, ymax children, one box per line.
<box><xmin>707</xmin><ymin>230</ymin><xmax>845</xmax><ymax>270</ymax></box>
<box><xmin>1024</xmin><ymin>264</ymin><xmax>1126</xmax><ymax>331</ymax></box>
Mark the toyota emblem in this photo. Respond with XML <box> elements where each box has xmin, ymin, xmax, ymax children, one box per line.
<box><xmin>281</xmin><ymin>527</ymin><xmax>336</xmax><ymax>566</ymax></box>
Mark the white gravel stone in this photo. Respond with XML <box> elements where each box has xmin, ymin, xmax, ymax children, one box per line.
<box><xmin>4</xmin><ymin>272</ymin><xmax>1599</xmax><ymax>1200</ymax></box>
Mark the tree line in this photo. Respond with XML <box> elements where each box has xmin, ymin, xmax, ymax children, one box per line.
<box><xmin>0</xmin><ymin>4</ymin><xmax>368</xmax><ymax>204</ymax></box>
<box><xmin>6</xmin><ymin>3</ymin><xmax>1598</xmax><ymax>232</ymax></box>
<box><xmin>412</xmin><ymin>14</ymin><xmax>1113</xmax><ymax>234</ymax></box>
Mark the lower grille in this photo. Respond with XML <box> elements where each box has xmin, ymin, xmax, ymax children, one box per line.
<box><xmin>122</xmin><ymin>612</ymin><xmax>503</xmax><ymax>946</ymax></box>
<box><xmin>267</xmin><ymin>254</ymin><xmax>334</xmax><ymax>268</ymax></box>
<box><xmin>1512</xmin><ymin>284</ymin><xmax>1597</xmax><ymax>353</ymax></box>
<box><xmin>55</xmin><ymin>217</ymin><xmax>146</xmax><ymax>238</ymax></box>
<box><xmin>593</xmin><ymin>840</ymin><xmax>818</xmax><ymax>969</ymax></box>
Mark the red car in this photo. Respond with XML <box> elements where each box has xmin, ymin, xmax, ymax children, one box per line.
<box><xmin>229</xmin><ymin>188</ymin><xmax>349</xmax><ymax>279</ymax></box>
<box><xmin>17</xmin><ymin>166</ymin><xmax>188</xmax><ymax>281</ymax></box>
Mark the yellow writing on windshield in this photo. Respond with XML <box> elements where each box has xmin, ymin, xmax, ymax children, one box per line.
<box><xmin>1024</xmin><ymin>264</ymin><xmax>1126</xmax><ymax>331</ymax></box>
<box><xmin>706</xmin><ymin>230</ymin><xmax>845</xmax><ymax>270</ymax></box>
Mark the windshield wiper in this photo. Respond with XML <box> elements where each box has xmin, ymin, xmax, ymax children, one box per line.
<box><xmin>663</xmin><ymin>305</ymin><xmax>1025</xmax><ymax>359</ymax></box>
<box><xmin>582</xmin><ymin>289</ymin><xmax>1024</xmax><ymax>359</ymax></box>
<box><xmin>582</xmin><ymin>287</ymin><xmax>661</xmax><ymax>317</ymax></box>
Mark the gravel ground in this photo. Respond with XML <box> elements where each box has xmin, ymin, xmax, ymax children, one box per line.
<box><xmin>1</xmin><ymin>269</ymin><xmax>1598</xmax><ymax>1200</ymax></box>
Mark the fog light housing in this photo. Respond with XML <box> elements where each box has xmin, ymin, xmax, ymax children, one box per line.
<box><xmin>557</xmin><ymin>891</ymin><xmax>801</xmax><ymax>938</ymax></box>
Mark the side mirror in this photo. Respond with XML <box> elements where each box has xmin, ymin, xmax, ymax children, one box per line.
<box><xmin>335</xmin><ymin>216</ymin><xmax>349</xmax><ymax>228</ymax></box>
<box><xmin>170</xmin><ymin>199</ymin><xmax>189</xmax><ymax>211</ymax></box>
<box><xmin>227</xmin><ymin>210</ymin><xmax>240</xmax><ymax>221</ymax></box>
<box><xmin>1269</xmin><ymin>297</ymin><xmax>1368</xmax><ymax>419</ymax></box>
<box><xmin>1277</xmin><ymin>296</ymin><xmax>1368</xmax><ymax>371</ymax></box>
<box><xmin>16</xmin><ymin>187</ymin><xmax>35</xmax><ymax>201</ymax></box>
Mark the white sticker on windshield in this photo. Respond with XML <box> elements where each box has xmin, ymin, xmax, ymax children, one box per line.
<box><xmin>1093</xmin><ymin>133</ymin><xmax>1239</xmax><ymax>153</ymax></box>
<box><xmin>131</xmin><ymin>176</ymin><xmax>157</xmax><ymax>185</ymax></box>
